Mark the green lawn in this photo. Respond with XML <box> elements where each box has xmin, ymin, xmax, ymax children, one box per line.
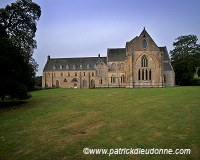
<box><xmin>0</xmin><ymin>87</ymin><xmax>200</xmax><ymax>160</ymax></box>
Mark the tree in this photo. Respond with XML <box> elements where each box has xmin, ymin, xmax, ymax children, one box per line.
<box><xmin>0</xmin><ymin>0</ymin><xmax>41</xmax><ymax>100</ymax></box>
<box><xmin>0</xmin><ymin>0</ymin><xmax>41</xmax><ymax>74</ymax></box>
<box><xmin>171</xmin><ymin>35</ymin><xmax>200</xmax><ymax>85</ymax></box>
<box><xmin>0</xmin><ymin>0</ymin><xmax>41</xmax><ymax>55</ymax></box>
<box><xmin>0</xmin><ymin>37</ymin><xmax>31</xmax><ymax>100</ymax></box>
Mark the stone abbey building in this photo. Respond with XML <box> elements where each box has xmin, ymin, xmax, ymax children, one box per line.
<box><xmin>42</xmin><ymin>28</ymin><xmax>175</xmax><ymax>88</ymax></box>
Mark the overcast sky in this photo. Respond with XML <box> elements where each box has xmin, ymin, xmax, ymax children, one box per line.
<box><xmin>1</xmin><ymin>0</ymin><xmax>200</xmax><ymax>76</ymax></box>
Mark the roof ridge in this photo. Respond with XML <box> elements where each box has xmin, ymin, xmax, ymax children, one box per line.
<box><xmin>50</xmin><ymin>57</ymin><xmax>107</xmax><ymax>60</ymax></box>
<box><xmin>107</xmin><ymin>48</ymin><xmax>126</xmax><ymax>49</ymax></box>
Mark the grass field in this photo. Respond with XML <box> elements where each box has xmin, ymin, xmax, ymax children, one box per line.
<box><xmin>0</xmin><ymin>87</ymin><xmax>200</xmax><ymax>160</ymax></box>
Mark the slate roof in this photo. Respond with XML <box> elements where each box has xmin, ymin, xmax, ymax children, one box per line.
<box><xmin>159</xmin><ymin>46</ymin><xmax>170</xmax><ymax>61</ymax></box>
<box><xmin>107</xmin><ymin>48</ymin><xmax>126</xmax><ymax>62</ymax></box>
<box><xmin>163</xmin><ymin>62</ymin><xmax>173</xmax><ymax>71</ymax></box>
<box><xmin>43</xmin><ymin>57</ymin><xmax>107</xmax><ymax>71</ymax></box>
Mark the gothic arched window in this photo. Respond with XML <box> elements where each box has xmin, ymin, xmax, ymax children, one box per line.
<box><xmin>141</xmin><ymin>56</ymin><xmax>148</xmax><ymax>68</ymax></box>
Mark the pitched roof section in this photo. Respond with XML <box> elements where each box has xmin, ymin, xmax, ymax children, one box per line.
<box><xmin>139</xmin><ymin>27</ymin><xmax>151</xmax><ymax>38</ymax></box>
<box><xmin>159</xmin><ymin>46</ymin><xmax>170</xmax><ymax>61</ymax></box>
<box><xmin>107</xmin><ymin>48</ymin><xmax>126</xmax><ymax>62</ymax></box>
<box><xmin>159</xmin><ymin>46</ymin><xmax>173</xmax><ymax>71</ymax></box>
<box><xmin>163</xmin><ymin>62</ymin><xmax>173</xmax><ymax>71</ymax></box>
<box><xmin>43</xmin><ymin>57</ymin><xmax>107</xmax><ymax>71</ymax></box>
<box><xmin>126</xmin><ymin>28</ymin><xmax>160</xmax><ymax>52</ymax></box>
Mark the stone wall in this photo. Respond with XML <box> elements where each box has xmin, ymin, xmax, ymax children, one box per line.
<box><xmin>42</xmin><ymin>70</ymin><xmax>95</xmax><ymax>88</ymax></box>
<box><xmin>164</xmin><ymin>70</ymin><xmax>175</xmax><ymax>87</ymax></box>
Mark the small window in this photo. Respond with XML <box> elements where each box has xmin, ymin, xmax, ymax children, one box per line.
<box><xmin>53</xmin><ymin>65</ymin><xmax>56</xmax><ymax>69</ymax></box>
<box><xmin>74</xmin><ymin>72</ymin><xmax>77</xmax><ymax>76</ymax></box>
<box><xmin>61</xmin><ymin>72</ymin><xmax>63</xmax><ymax>76</ymax></box>
<box><xmin>83</xmin><ymin>72</ymin><xmax>86</xmax><ymax>76</ymax></box>
<box><xmin>87</xmin><ymin>64</ymin><xmax>89</xmax><ymax>69</ymax></box>
<box><xmin>80</xmin><ymin>65</ymin><xmax>82</xmax><ymax>69</ymax></box>
<box><xmin>92</xmin><ymin>72</ymin><xmax>94</xmax><ymax>76</ymax></box>
<box><xmin>66</xmin><ymin>65</ymin><xmax>69</xmax><ymax>69</ymax></box>
<box><xmin>142</xmin><ymin>40</ymin><xmax>147</xmax><ymax>48</ymax></box>
<box><xmin>68</xmin><ymin>72</ymin><xmax>70</xmax><ymax>76</ymax></box>
<box><xmin>64</xmin><ymin>79</ymin><xmax>67</xmax><ymax>82</ymax></box>
<box><xmin>94</xmin><ymin>64</ymin><xmax>96</xmax><ymax>68</ymax></box>
<box><xmin>73</xmin><ymin>65</ymin><xmax>76</xmax><ymax>69</ymax></box>
<box><xmin>60</xmin><ymin>65</ymin><xmax>63</xmax><ymax>69</ymax></box>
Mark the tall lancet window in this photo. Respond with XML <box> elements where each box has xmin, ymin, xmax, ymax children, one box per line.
<box><xmin>149</xmin><ymin>69</ymin><xmax>152</xmax><ymax>80</ymax></box>
<box><xmin>138</xmin><ymin>69</ymin><xmax>141</xmax><ymax>80</ymax></box>
<box><xmin>141</xmin><ymin>55</ymin><xmax>148</xmax><ymax>68</ymax></box>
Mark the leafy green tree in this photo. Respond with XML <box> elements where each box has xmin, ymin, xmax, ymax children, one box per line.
<box><xmin>0</xmin><ymin>37</ymin><xmax>31</xmax><ymax>100</ymax></box>
<box><xmin>0</xmin><ymin>0</ymin><xmax>41</xmax><ymax>55</ymax></box>
<box><xmin>171</xmin><ymin>35</ymin><xmax>200</xmax><ymax>85</ymax></box>
<box><xmin>0</xmin><ymin>0</ymin><xmax>41</xmax><ymax>75</ymax></box>
<box><xmin>0</xmin><ymin>0</ymin><xmax>41</xmax><ymax>100</ymax></box>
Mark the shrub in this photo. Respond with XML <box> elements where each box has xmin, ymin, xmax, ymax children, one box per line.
<box><xmin>190</xmin><ymin>78</ymin><xmax>200</xmax><ymax>86</ymax></box>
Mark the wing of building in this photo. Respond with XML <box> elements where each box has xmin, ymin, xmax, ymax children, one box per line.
<box><xmin>42</xmin><ymin>28</ymin><xmax>175</xmax><ymax>88</ymax></box>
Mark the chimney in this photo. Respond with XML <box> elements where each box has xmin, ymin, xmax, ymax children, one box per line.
<box><xmin>47</xmin><ymin>55</ymin><xmax>50</xmax><ymax>61</ymax></box>
<box><xmin>98</xmin><ymin>54</ymin><xmax>100</xmax><ymax>58</ymax></box>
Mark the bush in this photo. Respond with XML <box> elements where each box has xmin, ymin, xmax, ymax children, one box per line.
<box><xmin>190</xmin><ymin>78</ymin><xmax>200</xmax><ymax>86</ymax></box>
